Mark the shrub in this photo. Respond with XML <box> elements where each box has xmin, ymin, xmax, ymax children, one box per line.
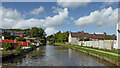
<box><xmin>16</xmin><ymin>37</ymin><xmax>26</xmax><ymax>42</ymax></box>
<box><xmin>2</xmin><ymin>42</ymin><xmax>14</xmax><ymax>50</ymax></box>
<box><xmin>29</xmin><ymin>44</ymin><xmax>36</xmax><ymax>49</ymax></box>
<box><xmin>3</xmin><ymin>35</ymin><xmax>16</xmax><ymax>40</ymax></box>
<box><xmin>14</xmin><ymin>45</ymin><xmax>23</xmax><ymax>55</ymax></box>
<box><xmin>84</xmin><ymin>38</ymin><xmax>90</xmax><ymax>41</ymax></box>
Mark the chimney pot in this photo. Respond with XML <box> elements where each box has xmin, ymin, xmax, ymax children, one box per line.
<box><xmin>82</xmin><ymin>31</ymin><xmax>84</xmax><ymax>33</ymax></box>
<box><xmin>104</xmin><ymin>32</ymin><xmax>106</xmax><ymax>35</ymax></box>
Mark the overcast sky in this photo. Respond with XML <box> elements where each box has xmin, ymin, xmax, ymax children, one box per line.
<box><xmin>1</xmin><ymin>1</ymin><xmax>119</xmax><ymax>36</ymax></box>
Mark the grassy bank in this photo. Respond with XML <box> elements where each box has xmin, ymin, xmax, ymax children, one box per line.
<box><xmin>81</xmin><ymin>46</ymin><xmax>120</xmax><ymax>54</ymax></box>
<box><xmin>54</xmin><ymin>43</ymin><xmax>120</xmax><ymax>62</ymax></box>
<box><xmin>0</xmin><ymin>51</ymin><xmax>2</xmax><ymax>53</ymax></box>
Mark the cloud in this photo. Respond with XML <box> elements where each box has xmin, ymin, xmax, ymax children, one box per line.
<box><xmin>0</xmin><ymin>6</ymin><xmax>2</xmax><ymax>28</ymax></box>
<box><xmin>1</xmin><ymin>7</ymin><xmax>68</xmax><ymax>35</ymax></box>
<box><xmin>43</xmin><ymin>8</ymin><xmax>68</xmax><ymax>28</ymax></box>
<box><xmin>74</xmin><ymin>7</ymin><xmax>118</xmax><ymax>28</ymax></box>
<box><xmin>45</xmin><ymin>28</ymin><xmax>58</xmax><ymax>36</ymax></box>
<box><xmin>57</xmin><ymin>0</ymin><xmax>91</xmax><ymax>8</ymax></box>
<box><xmin>2</xmin><ymin>7</ymin><xmax>23</xmax><ymax>29</ymax></box>
<box><xmin>70</xmin><ymin>17</ymin><xmax>74</xmax><ymax>20</ymax></box>
<box><xmin>52</xmin><ymin>6</ymin><xmax>64</xmax><ymax>13</ymax></box>
<box><xmin>30</xmin><ymin>6</ymin><xmax>44</xmax><ymax>15</ymax></box>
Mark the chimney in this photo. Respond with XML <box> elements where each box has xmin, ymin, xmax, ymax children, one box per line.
<box><xmin>112</xmin><ymin>34</ymin><xmax>115</xmax><ymax>36</ymax></box>
<box><xmin>82</xmin><ymin>31</ymin><xmax>84</xmax><ymax>33</ymax></box>
<box><xmin>104</xmin><ymin>32</ymin><xmax>106</xmax><ymax>35</ymax></box>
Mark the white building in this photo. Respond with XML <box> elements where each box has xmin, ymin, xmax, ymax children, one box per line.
<box><xmin>117</xmin><ymin>23</ymin><xmax>120</xmax><ymax>49</ymax></box>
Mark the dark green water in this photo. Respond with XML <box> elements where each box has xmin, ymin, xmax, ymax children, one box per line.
<box><xmin>2</xmin><ymin>45</ymin><xmax>115</xmax><ymax>66</ymax></box>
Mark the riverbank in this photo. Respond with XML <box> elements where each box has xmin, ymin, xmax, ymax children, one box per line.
<box><xmin>54</xmin><ymin>43</ymin><xmax>120</xmax><ymax>66</ymax></box>
<box><xmin>2</xmin><ymin>48</ymin><xmax>33</xmax><ymax>61</ymax></box>
<box><xmin>1</xmin><ymin>46</ymin><xmax>41</xmax><ymax>61</ymax></box>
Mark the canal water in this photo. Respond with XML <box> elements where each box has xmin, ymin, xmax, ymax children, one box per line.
<box><xmin>2</xmin><ymin>45</ymin><xmax>115</xmax><ymax>66</ymax></box>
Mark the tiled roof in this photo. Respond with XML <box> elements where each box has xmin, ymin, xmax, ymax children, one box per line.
<box><xmin>70</xmin><ymin>31</ymin><xmax>116</xmax><ymax>40</ymax></box>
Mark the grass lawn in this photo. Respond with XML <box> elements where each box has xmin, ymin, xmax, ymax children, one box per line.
<box><xmin>81</xmin><ymin>46</ymin><xmax>120</xmax><ymax>54</ymax></box>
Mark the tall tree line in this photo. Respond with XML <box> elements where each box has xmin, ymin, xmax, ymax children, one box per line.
<box><xmin>47</xmin><ymin>31</ymin><xmax>69</xmax><ymax>44</ymax></box>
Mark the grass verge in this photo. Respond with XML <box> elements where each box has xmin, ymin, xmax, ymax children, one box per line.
<box><xmin>0</xmin><ymin>51</ymin><xmax>2</xmax><ymax>53</ymax></box>
<box><xmin>81</xmin><ymin>46</ymin><xmax>120</xmax><ymax>54</ymax></box>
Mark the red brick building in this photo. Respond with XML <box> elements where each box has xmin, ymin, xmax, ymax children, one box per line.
<box><xmin>2</xmin><ymin>39</ymin><xmax>29</xmax><ymax>47</ymax></box>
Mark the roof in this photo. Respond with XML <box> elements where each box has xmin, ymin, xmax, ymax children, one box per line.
<box><xmin>89</xmin><ymin>34</ymin><xmax>104</xmax><ymax>39</ymax></box>
<box><xmin>70</xmin><ymin>31</ymin><xmax>116</xmax><ymax>40</ymax></box>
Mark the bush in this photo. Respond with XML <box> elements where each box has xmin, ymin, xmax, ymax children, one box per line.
<box><xmin>14</xmin><ymin>45</ymin><xmax>23</xmax><ymax>55</ymax></box>
<box><xmin>16</xmin><ymin>37</ymin><xmax>26</xmax><ymax>42</ymax></box>
<box><xmin>2</xmin><ymin>42</ymin><xmax>14</xmax><ymax>50</ymax></box>
<box><xmin>29</xmin><ymin>44</ymin><xmax>36</xmax><ymax>49</ymax></box>
<box><xmin>84</xmin><ymin>38</ymin><xmax>90</xmax><ymax>41</ymax></box>
<box><xmin>3</xmin><ymin>35</ymin><xmax>16</xmax><ymax>40</ymax></box>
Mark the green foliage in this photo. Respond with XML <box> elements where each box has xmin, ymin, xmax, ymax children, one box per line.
<box><xmin>104</xmin><ymin>35</ymin><xmax>113</xmax><ymax>40</ymax></box>
<box><xmin>16</xmin><ymin>37</ymin><xmax>26</xmax><ymax>42</ymax></box>
<box><xmin>79</xmin><ymin>39</ymin><xmax>84</xmax><ymax>41</ymax></box>
<box><xmin>84</xmin><ymin>38</ymin><xmax>90</xmax><ymax>41</ymax></box>
<box><xmin>3</xmin><ymin>35</ymin><xmax>16</xmax><ymax>40</ymax></box>
<box><xmin>5</xmin><ymin>27</ymin><xmax>47</xmax><ymax>45</ymax></box>
<box><xmin>81</xmin><ymin>42</ymin><xmax>83</xmax><ymax>46</ymax></box>
<box><xmin>26</xmin><ymin>27</ymin><xmax>46</xmax><ymax>45</ymax></box>
<box><xmin>47</xmin><ymin>35</ymin><xmax>55</xmax><ymax>44</ymax></box>
<box><xmin>2</xmin><ymin>42</ymin><xmax>14</xmax><ymax>50</ymax></box>
<box><xmin>14</xmin><ymin>45</ymin><xmax>23</xmax><ymax>55</ymax></box>
<box><xmin>47</xmin><ymin>31</ymin><xmax>69</xmax><ymax>44</ymax></box>
<box><xmin>29</xmin><ymin>44</ymin><xmax>36</xmax><ymax>49</ymax></box>
<box><xmin>7</xmin><ymin>29</ymin><xmax>22</xmax><ymax>31</ymax></box>
<box><xmin>26</xmin><ymin>27</ymin><xmax>46</xmax><ymax>37</ymax></box>
<box><xmin>79</xmin><ymin>38</ymin><xmax>90</xmax><ymax>41</ymax></box>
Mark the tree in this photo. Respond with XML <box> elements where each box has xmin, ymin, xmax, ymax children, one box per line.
<box><xmin>2</xmin><ymin>42</ymin><xmax>14</xmax><ymax>50</ymax></box>
<box><xmin>16</xmin><ymin>37</ymin><xmax>26</xmax><ymax>42</ymax></box>
<box><xmin>26</xmin><ymin>27</ymin><xmax>46</xmax><ymax>45</ymax></box>
<box><xmin>83</xmin><ymin>38</ymin><xmax>90</xmax><ymax>41</ymax></box>
<box><xmin>47</xmin><ymin>31</ymin><xmax>69</xmax><ymax>44</ymax></box>
<box><xmin>3</xmin><ymin>35</ymin><xmax>16</xmax><ymax>40</ymax></box>
<box><xmin>104</xmin><ymin>35</ymin><xmax>113</xmax><ymax>40</ymax></box>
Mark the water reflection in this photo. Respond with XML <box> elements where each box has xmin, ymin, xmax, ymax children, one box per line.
<box><xmin>2</xmin><ymin>45</ymin><xmax>115</xmax><ymax>66</ymax></box>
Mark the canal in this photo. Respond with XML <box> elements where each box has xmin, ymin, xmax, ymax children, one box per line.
<box><xmin>2</xmin><ymin>45</ymin><xmax>115</xmax><ymax>66</ymax></box>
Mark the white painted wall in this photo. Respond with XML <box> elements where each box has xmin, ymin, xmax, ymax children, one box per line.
<box><xmin>68</xmin><ymin>32</ymin><xmax>79</xmax><ymax>45</ymax></box>
<box><xmin>68</xmin><ymin>32</ymin><xmax>72</xmax><ymax>43</ymax></box>
<box><xmin>69</xmin><ymin>40</ymin><xmax>117</xmax><ymax>50</ymax></box>
<box><xmin>117</xmin><ymin>23</ymin><xmax>120</xmax><ymax>49</ymax></box>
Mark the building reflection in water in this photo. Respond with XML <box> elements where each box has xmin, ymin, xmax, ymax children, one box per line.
<box><xmin>25</xmin><ymin>54</ymin><xmax>28</xmax><ymax>59</ymax></box>
<box><xmin>68</xmin><ymin>48</ymin><xmax>72</xmax><ymax>59</ymax></box>
<box><xmin>36</xmin><ymin>47</ymin><xmax>39</xmax><ymax>51</ymax></box>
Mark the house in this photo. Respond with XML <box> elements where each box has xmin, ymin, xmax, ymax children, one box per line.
<box><xmin>24</xmin><ymin>36</ymin><xmax>40</xmax><ymax>46</ymax></box>
<box><xmin>24</xmin><ymin>36</ymin><xmax>36</xmax><ymax>42</ymax></box>
<box><xmin>2</xmin><ymin>29</ymin><xmax>26</xmax><ymax>37</ymax></box>
<box><xmin>2</xmin><ymin>39</ymin><xmax>29</xmax><ymax>47</ymax></box>
<box><xmin>69</xmin><ymin>31</ymin><xmax>117</xmax><ymax>43</ymax></box>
